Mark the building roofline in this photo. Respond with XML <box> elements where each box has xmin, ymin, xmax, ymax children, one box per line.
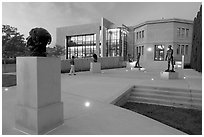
<box><xmin>131</xmin><ymin>18</ymin><xmax>193</xmax><ymax>29</ymax></box>
<box><xmin>57</xmin><ymin>22</ymin><xmax>100</xmax><ymax>29</ymax></box>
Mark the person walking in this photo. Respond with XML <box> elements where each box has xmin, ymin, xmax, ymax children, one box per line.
<box><xmin>69</xmin><ymin>56</ymin><xmax>76</xmax><ymax>75</ymax></box>
<box><xmin>135</xmin><ymin>53</ymin><xmax>141</xmax><ymax>68</ymax></box>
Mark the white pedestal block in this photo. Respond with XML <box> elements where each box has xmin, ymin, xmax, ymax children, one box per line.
<box><xmin>90</xmin><ymin>62</ymin><xmax>101</xmax><ymax>73</ymax></box>
<box><xmin>15</xmin><ymin>57</ymin><xmax>63</xmax><ymax>134</ymax></box>
<box><xmin>126</xmin><ymin>61</ymin><xmax>136</xmax><ymax>69</ymax></box>
<box><xmin>160</xmin><ymin>71</ymin><xmax>179</xmax><ymax>79</ymax></box>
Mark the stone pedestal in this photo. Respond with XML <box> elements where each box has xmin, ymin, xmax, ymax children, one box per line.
<box><xmin>90</xmin><ymin>62</ymin><xmax>101</xmax><ymax>73</ymax></box>
<box><xmin>160</xmin><ymin>71</ymin><xmax>179</xmax><ymax>79</ymax></box>
<box><xmin>15</xmin><ymin>57</ymin><xmax>64</xmax><ymax>135</ymax></box>
<box><xmin>126</xmin><ymin>61</ymin><xmax>136</xmax><ymax>69</ymax></box>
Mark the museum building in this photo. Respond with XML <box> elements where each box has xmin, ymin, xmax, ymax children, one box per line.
<box><xmin>56</xmin><ymin>17</ymin><xmax>193</xmax><ymax>68</ymax></box>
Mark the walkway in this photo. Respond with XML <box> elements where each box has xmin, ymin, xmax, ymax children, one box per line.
<box><xmin>2</xmin><ymin>68</ymin><xmax>202</xmax><ymax>135</ymax></box>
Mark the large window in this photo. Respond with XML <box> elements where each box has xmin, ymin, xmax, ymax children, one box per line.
<box><xmin>181</xmin><ymin>45</ymin><xmax>185</xmax><ymax>55</ymax></box>
<box><xmin>106</xmin><ymin>27</ymin><xmax>128</xmax><ymax>60</ymax></box>
<box><xmin>185</xmin><ymin>45</ymin><xmax>188</xmax><ymax>55</ymax></box>
<box><xmin>66</xmin><ymin>34</ymin><xmax>96</xmax><ymax>59</ymax></box>
<box><xmin>154</xmin><ymin>45</ymin><xmax>165</xmax><ymax>61</ymax></box>
<box><xmin>177</xmin><ymin>27</ymin><xmax>190</xmax><ymax>38</ymax></box>
<box><xmin>177</xmin><ymin>44</ymin><xmax>180</xmax><ymax>55</ymax></box>
<box><xmin>186</xmin><ymin>29</ymin><xmax>189</xmax><ymax>37</ymax></box>
<box><xmin>177</xmin><ymin>28</ymin><xmax>181</xmax><ymax>37</ymax></box>
<box><xmin>181</xmin><ymin>28</ymin><xmax>185</xmax><ymax>37</ymax></box>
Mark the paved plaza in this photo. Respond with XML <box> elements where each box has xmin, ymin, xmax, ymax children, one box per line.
<box><xmin>2</xmin><ymin>68</ymin><xmax>202</xmax><ymax>135</ymax></box>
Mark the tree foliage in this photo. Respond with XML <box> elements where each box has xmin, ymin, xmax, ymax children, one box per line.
<box><xmin>46</xmin><ymin>45</ymin><xmax>65</xmax><ymax>57</ymax></box>
<box><xmin>2</xmin><ymin>25</ymin><xmax>28</xmax><ymax>60</ymax></box>
<box><xmin>190</xmin><ymin>5</ymin><xmax>202</xmax><ymax>72</ymax></box>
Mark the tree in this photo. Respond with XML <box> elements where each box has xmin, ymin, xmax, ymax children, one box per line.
<box><xmin>2</xmin><ymin>25</ymin><xmax>28</xmax><ymax>63</ymax></box>
<box><xmin>190</xmin><ymin>5</ymin><xmax>202</xmax><ymax>72</ymax></box>
<box><xmin>46</xmin><ymin>45</ymin><xmax>65</xmax><ymax>57</ymax></box>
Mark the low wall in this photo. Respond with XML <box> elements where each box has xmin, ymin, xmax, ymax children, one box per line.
<box><xmin>2</xmin><ymin>64</ymin><xmax>16</xmax><ymax>73</ymax></box>
<box><xmin>2</xmin><ymin>57</ymin><xmax>125</xmax><ymax>73</ymax></box>
<box><xmin>61</xmin><ymin>56</ymin><xmax>124</xmax><ymax>73</ymax></box>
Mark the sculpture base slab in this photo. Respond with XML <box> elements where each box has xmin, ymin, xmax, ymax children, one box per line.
<box><xmin>160</xmin><ymin>71</ymin><xmax>179</xmax><ymax>79</ymax></box>
<box><xmin>131</xmin><ymin>67</ymin><xmax>145</xmax><ymax>71</ymax></box>
<box><xmin>15</xmin><ymin>102</ymin><xmax>63</xmax><ymax>135</ymax></box>
<box><xmin>126</xmin><ymin>61</ymin><xmax>136</xmax><ymax>68</ymax></box>
<box><xmin>90</xmin><ymin>62</ymin><xmax>101</xmax><ymax>73</ymax></box>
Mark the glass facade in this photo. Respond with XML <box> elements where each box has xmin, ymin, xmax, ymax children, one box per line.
<box><xmin>154</xmin><ymin>45</ymin><xmax>165</xmax><ymax>61</ymax></box>
<box><xmin>105</xmin><ymin>28</ymin><xmax>128</xmax><ymax>60</ymax></box>
<box><xmin>66</xmin><ymin>34</ymin><xmax>96</xmax><ymax>59</ymax></box>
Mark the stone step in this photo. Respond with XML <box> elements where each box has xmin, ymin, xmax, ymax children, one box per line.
<box><xmin>130</xmin><ymin>92</ymin><xmax>202</xmax><ymax>103</ymax></box>
<box><xmin>133</xmin><ymin>87</ymin><xmax>202</xmax><ymax>99</ymax></box>
<box><xmin>128</xmin><ymin>96</ymin><xmax>201</xmax><ymax>110</ymax></box>
<box><xmin>134</xmin><ymin>86</ymin><xmax>202</xmax><ymax>94</ymax></box>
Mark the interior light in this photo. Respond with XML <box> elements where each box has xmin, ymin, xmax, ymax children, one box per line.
<box><xmin>147</xmin><ymin>48</ymin><xmax>152</xmax><ymax>52</ymax></box>
<box><xmin>184</xmin><ymin>77</ymin><xmax>186</xmax><ymax>79</ymax></box>
<box><xmin>5</xmin><ymin>88</ymin><xmax>8</xmax><ymax>91</ymax></box>
<box><xmin>151</xmin><ymin>78</ymin><xmax>154</xmax><ymax>80</ymax></box>
<box><xmin>84</xmin><ymin>101</ymin><xmax>90</xmax><ymax>107</ymax></box>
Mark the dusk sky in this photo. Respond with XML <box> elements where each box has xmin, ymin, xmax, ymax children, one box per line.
<box><xmin>2</xmin><ymin>2</ymin><xmax>201</xmax><ymax>47</ymax></box>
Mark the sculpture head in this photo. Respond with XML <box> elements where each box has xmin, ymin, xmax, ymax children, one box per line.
<box><xmin>26</xmin><ymin>27</ymin><xmax>52</xmax><ymax>57</ymax></box>
<box><xmin>93</xmin><ymin>54</ymin><xmax>98</xmax><ymax>62</ymax></box>
<box><xmin>168</xmin><ymin>45</ymin><xmax>172</xmax><ymax>49</ymax></box>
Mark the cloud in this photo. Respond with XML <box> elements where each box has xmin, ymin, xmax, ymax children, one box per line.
<box><xmin>2</xmin><ymin>2</ymin><xmax>201</xmax><ymax>47</ymax></box>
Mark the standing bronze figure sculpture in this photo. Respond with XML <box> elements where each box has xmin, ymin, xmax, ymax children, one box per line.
<box><xmin>26</xmin><ymin>27</ymin><xmax>52</xmax><ymax>57</ymax></box>
<box><xmin>165</xmin><ymin>45</ymin><xmax>175</xmax><ymax>72</ymax></box>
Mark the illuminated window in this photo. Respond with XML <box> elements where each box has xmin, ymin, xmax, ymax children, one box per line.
<box><xmin>66</xmin><ymin>34</ymin><xmax>96</xmax><ymax>59</ymax></box>
<box><xmin>106</xmin><ymin>28</ymin><xmax>128</xmax><ymax>59</ymax></box>
<box><xmin>154</xmin><ymin>45</ymin><xmax>164</xmax><ymax>61</ymax></box>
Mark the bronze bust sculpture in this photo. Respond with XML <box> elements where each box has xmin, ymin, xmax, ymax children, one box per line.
<box><xmin>26</xmin><ymin>28</ymin><xmax>52</xmax><ymax>57</ymax></box>
<box><xmin>93</xmin><ymin>54</ymin><xmax>98</xmax><ymax>62</ymax></box>
<box><xmin>165</xmin><ymin>45</ymin><xmax>175</xmax><ymax>72</ymax></box>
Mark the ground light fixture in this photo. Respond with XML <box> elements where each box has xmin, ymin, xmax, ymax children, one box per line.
<box><xmin>84</xmin><ymin>101</ymin><xmax>90</xmax><ymax>107</ymax></box>
<box><xmin>151</xmin><ymin>78</ymin><xmax>154</xmax><ymax>80</ymax></box>
<box><xmin>4</xmin><ymin>88</ymin><xmax>8</xmax><ymax>91</ymax></box>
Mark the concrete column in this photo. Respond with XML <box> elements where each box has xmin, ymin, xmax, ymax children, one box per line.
<box><xmin>15</xmin><ymin>57</ymin><xmax>64</xmax><ymax>135</ymax></box>
<box><xmin>182</xmin><ymin>55</ymin><xmax>184</xmax><ymax>69</ymax></box>
<box><xmin>65</xmin><ymin>38</ymin><xmax>68</xmax><ymax>59</ymax></box>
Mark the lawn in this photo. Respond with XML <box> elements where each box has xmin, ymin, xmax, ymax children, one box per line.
<box><xmin>2</xmin><ymin>74</ymin><xmax>16</xmax><ymax>87</ymax></box>
<box><xmin>121</xmin><ymin>102</ymin><xmax>202</xmax><ymax>135</ymax></box>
